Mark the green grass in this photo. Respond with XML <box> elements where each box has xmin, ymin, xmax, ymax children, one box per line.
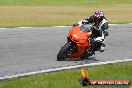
<box><xmin>0</xmin><ymin>62</ymin><xmax>131</xmax><ymax>88</ymax></box>
<box><xmin>0</xmin><ymin>0</ymin><xmax>132</xmax><ymax>27</ymax></box>
<box><xmin>0</xmin><ymin>4</ymin><xmax>132</xmax><ymax>28</ymax></box>
<box><xmin>0</xmin><ymin>0</ymin><xmax>132</xmax><ymax>6</ymax></box>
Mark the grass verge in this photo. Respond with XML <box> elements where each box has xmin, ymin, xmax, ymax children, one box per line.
<box><xmin>0</xmin><ymin>4</ymin><xmax>132</xmax><ymax>27</ymax></box>
<box><xmin>0</xmin><ymin>0</ymin><xmax>132</xmax><ymax>6</ymax></box>
<box><xmin>0</xmin><ymin>61</ymin><xmax>131</xmax><ymax>88</ymax></box>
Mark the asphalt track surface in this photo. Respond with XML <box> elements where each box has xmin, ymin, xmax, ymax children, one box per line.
<box><xmin>0</xmin><ymin>24</ymin><xmax>132</xmax><ymax>77</ymax></box>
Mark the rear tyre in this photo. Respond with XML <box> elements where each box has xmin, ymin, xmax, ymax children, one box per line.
<box><xmin>57</xmin><ymin>42</ymin><xmax>71</xmax><ymax>61</ymax></box>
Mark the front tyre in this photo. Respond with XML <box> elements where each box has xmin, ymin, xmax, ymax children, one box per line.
<box><xmin>57</xmin><ymin>42</ymin><xmax>71</xmax><ymax>61</ymax></box>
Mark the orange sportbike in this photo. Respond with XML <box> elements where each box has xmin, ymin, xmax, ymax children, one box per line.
<box><xmin>57</xmin><ymin>25</ymin><xmax>96</xmax><ymax>61</ymax></box>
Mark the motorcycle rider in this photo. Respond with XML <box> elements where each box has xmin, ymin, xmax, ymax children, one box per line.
<box><xmin>73</xmin><ymin>11</ymin><xmax>109</xmax><ymax>55</ymax></box>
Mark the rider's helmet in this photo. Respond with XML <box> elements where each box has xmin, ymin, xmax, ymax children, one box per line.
<box><xmin>94</xmin><ymin>11</ymin><xmax>104</xmax><ymax>22</ymax></box>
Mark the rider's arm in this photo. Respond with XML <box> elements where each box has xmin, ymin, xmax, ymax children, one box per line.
<box><xmin>77</xmin><ymin>16</ymin><xmax>94</xmax><ymax>25</ymax></box>
<box><xmin>83</xmin><ymin>16</ymin><xmax>94</xmax><ymax>24</ymax></box>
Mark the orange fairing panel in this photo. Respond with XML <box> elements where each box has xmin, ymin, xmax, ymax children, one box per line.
<box><xmin>68</xmin><ymin>26</ymin><xmax>92</xmax><ymax>45</ymax></box>
<box><xmin>67</xmin><ymin>26</ymin><xmax>92</xmax><ymax>58</ymax></box>
<box><xmin>68</xmin><ymin>26</ymin><xmax>92</xmax><ymax>39</ymax></box>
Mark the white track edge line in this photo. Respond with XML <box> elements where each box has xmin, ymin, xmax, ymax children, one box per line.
<box><xmin>0</xmin><ymin>23</ymin><xmax>132</xmax><ymax>29</ymax></box>
<box><xmin>0</xmin><ymin>59</ymin><xmax>131</xmax><ymax>80</ymax></box>
<box><xmin>19</xmin><ymin>27</ymin><xmax>32</xmax><ymax>28</ymax></box>
<box><xmin>0</xmin><ymin>28</ymin><xmax>6</xmax><ymax>29</ymax></box>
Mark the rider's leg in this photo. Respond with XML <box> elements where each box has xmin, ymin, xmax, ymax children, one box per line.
<box><xmin>101</xmin><ymin>22</ymin><xmax>109</xmax><ymax>37</ymax></box>
<box><xmin>94</xmin><ymin>31</ymin><xmax>106</xmax><ymax>52</ymax></box>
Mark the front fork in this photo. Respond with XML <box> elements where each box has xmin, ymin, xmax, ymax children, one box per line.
<box><xmin>67</xmin><ymin>37</ymin><xmax>77</xmax><ymax>55</ymax></box>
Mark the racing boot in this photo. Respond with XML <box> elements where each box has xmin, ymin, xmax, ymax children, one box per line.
<box><xmin>100</xmin><ymin>43</ymin><xmax>105</xmax><ymax>52</ymax></box>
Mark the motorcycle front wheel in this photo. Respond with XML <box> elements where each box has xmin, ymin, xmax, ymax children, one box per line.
<box><xmin>57</xmin><ymin>42</ymin><xmax>71</xmax><ymax>61</ymax></box>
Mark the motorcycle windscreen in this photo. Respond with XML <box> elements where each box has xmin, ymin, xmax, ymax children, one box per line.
<box><xmin>80</xmin><ymin>25</ymin><xmax>91</xmax><ymax>32</ymax></box>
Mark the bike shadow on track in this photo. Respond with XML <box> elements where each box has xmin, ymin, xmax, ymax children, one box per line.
<box><xmin>65</xmin><ymin>56</ymin><xmax>99</xmax><ymax>62</ymax></box>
